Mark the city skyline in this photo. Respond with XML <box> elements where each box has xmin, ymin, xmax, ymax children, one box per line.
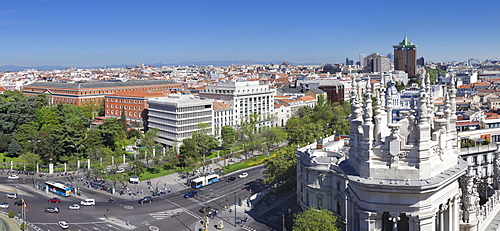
<box><xmin>2</xmin><ymin>0</ymin><xmax>500</xmax><ymax>67</ymax></box>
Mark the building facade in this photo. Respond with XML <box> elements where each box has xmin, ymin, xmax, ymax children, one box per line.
<box><xmin>364</xmin><ymin>53</ymin><xmax>391</xmax><ymax>73</ymax></box>
<box><xmin>297</xmin><ymin>78</ymin><xmax>500</xmax><ymax>230</ymax></box>
<box><xmin>147</xmin><ymin>94</ymin><xmax>214</xmax><ymax>147</ymax></box>
<box><xmin>198</xmin><ymin>81</ymin><xmax>274</xmax><ymax>128</ymax></box>
<box><xmin>23</xmin><ymin>80</ymin><xmax>182</xmax><ymax>106</ymax></box>
<box><xmin>393</xmin><ymin>35</ymin><xmax>417</xmax><ymax>78</ymax></box>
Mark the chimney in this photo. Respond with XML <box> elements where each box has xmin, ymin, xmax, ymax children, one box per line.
<box><xmin>316</xmin><ymin>138</ymin><xmax>324</xmax><ymax>149</ymax></box>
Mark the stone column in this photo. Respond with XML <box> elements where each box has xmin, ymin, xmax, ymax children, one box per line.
<box><xmin>390</xmin><ymin>213</ymin><xmax>400</xmax><ymax>231</ymax></box>
<box><xmin>358</xmin><ymin>211</ymin><xmax>377</xmax><ymax>231</ymax></box>
<box><xmin>64</xmin><ymin>163</ymin><xmax>67</xmax><ymax>173</ymax></box>
<box><xmin>446</xmin><ymin>200</ymin><xmax>453</xmax><ymax>231</ymax></box>
<box><xmin>49</xmin><ymin>162</ymin><xmax>54</xmax><ymax>174</ymax></box>
<box><xmin>452</xmin><ymin>197</ymin><xmax>458</xmax><ymax>231</ymax></box>
<box><xmin>439</xmin><ymin>205</ymin><xmax>444</xmax><ymax>231</ymax></box>
<box><xmin>87</xmin><ymin>159</ymin><xmax>90</xmax><ymax>171</ymax></box>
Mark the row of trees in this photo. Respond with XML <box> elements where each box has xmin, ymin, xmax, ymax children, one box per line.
<box><xmin>263</xmin><ymin>97</ymin><xmax>351</xmax><ymax>190</ymax></box>
<box><xmin>0</xmin><ymin>92</ymin><xmax>163</xmax><ymax>171</ymax></box>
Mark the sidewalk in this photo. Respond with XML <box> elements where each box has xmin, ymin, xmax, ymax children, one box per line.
<box><xmin>0</xmin><ymin>212</ymin><xmax>22</xmax><ymax>231</ymax></box>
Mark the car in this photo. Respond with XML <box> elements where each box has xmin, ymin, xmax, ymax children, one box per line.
<box><xmin>58</xmin><ymin>220</ymin><xmax>69</xmax><ymax>229</ymax></box>
<box><xmin>68</xmin><ymin>204</ymin><xmax>80</xmax><ymax>210</ymax></box>
<box><xmin>14</xmin><ymin>200</ymin><xmax>23</xmax><ymax>206</ymax></box>
<box><xmin>45</xmin><ymin>206</ymin><xmax>59</xmax><ymax>213</ymax></box>
<box><xmin>5</xmin><ymin>193</ymin><xmax>17</xmax><ymax>199</ymax></box>
<box><xmin>238</xmin><ymin>172</ymin><xmax>248</xmax><ymax>178</ymax></box>
<box><xmin>138</xmin><ymin>196</ymin><xmax>153</xmax><ymax>204</ymax></box>
<box><xmin>116</xmin><ymin>168</ymin><xmax>125</xmax><ymax>173</ymax></box>
<box><xmin>199</xmin><ymin>206</ymin><xmax>213</xmax><ymax>213</ymax></box>
<box><xmin>8</xmin><ymin>175</ymin><xmax>19</xmax><ymax>180</ymax></box>
<box><xmin>48</xmin><ymin>197</ymin><xmax>61</xmax><ymax>203</ymax></box>
<box><xmin>226</xmin><ymin>176</ymin><xmax>236</xmax><ymax>182</ymax></box>
<box><xmin>183</xmin><ymin>191</ymin><xmax>198</xmax><ymax>198</ymax></box>
<box><xmin>0</xmin><ymin>202</ymin><xmax>8</xmax><ymax>209</ymax></box>
<box><xmin>80</xmin><ymin>199</ymin><xmax>95</xmax><ymax>206</ymax></box>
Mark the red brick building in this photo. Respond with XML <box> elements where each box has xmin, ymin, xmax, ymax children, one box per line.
<box><xmin>23</xmin><ymin>80</ymin><xmax>182</xmax><ymax>106</ymax></box>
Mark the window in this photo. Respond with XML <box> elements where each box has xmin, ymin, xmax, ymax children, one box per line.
<box><xmin>483</xmin><ymin>155</ymin><xmax>488</xmax><ymax>163</ymax></box>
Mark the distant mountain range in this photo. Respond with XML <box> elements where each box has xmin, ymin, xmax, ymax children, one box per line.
<box><xmin>0</xmin><ymin>60</ymin><xmax>324</xmax><ymax>72</ymax></box>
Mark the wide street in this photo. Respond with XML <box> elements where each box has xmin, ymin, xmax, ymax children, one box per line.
<box><xmin>0</xmin><ymin>166</ymin><xmax>294</xmax><ymax>231</ymax></box>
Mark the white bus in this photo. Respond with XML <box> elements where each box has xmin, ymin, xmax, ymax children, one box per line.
<box><xmin>191</xmin><ymin>174</ymin><xmax>220</xmax><ymax>188</ymax></box>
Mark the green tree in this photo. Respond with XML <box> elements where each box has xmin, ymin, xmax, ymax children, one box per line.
<box><xmin>192</xmin><ymin>132</ymin><xmax>219</xmax><ymax>159</ymax></box>
<box><xmin>130</xmin><ymin>159</ymin><xmax>146</xmax><ymax>176</ymax></box>
<box><xmin>120</xmin><ymin>109</ymin><xmax>128</xmax><ymax>131</ymax></box>
<box><xmin>0</xmin><ymin>134</ymin><xmax>12</xmax><ymax>153</ymax></box>
<box><xmin>292</xmin><ymin>207</ymin><xmax>339</xmax><ymax>231</ymax></box>
<box><xmin>261</xmin><ymin>126</ymin><xmax>287</xmax><ymax>151</ymax></box>
<box><xmin>7</xmin><ymin>140</ymin><xmax>22</xmax><ymax>157</ymax></box>
<box><xmin>15</xmin><ymin>122</ymin><xmax>41</xmax><ymax>155</ymax></box>
<box><xmin>127</xmin><ymin>129</ymin><xmax>142</xmax><ymax>140</ymax></box>
<box><xmin>0</xmin><ymin>91</ymin><xmax>47</xmax><ymax>134</ymax></box>
<box><xmin>263</xmin><ymin>146</ymin><xmax>297</xmax><ymax>188</ymax></box>
<box><xmin>220</xmin><ymin>125</ymin><xmax>236</xmax><ymax>150</ymax></box>
<box><xmin>179</xmin><ymin>138</ymin><xmax>199</xmax><ymax>159</ymax></box>
<box><xmin>99</xmin><ymin>118</ymin><xmax>127</xmax><ymax>148</ymax></box>
<box><xmin>19</xmin><ymin>152</ymin><xmax>40</xmax><ymax>171</ymax></box>
<box><xmin>238</xmin><ymin>114</ymin><xmax>262</xmax><ymax>160</ymax></box>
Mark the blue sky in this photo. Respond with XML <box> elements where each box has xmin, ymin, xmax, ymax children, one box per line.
<box><xmin>1</xmin><ymin>0</ymin><xmax>500</xmax><ymax>67</ymax></box>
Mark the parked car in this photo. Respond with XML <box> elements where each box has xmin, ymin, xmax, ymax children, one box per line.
<box><xmin>0</xmin><ymin>202</ymin><xmax>8</xmax><ymax>209</ymax></box>
<box><xmin>48</xmin><ymin>197</ymin><xmax>61</xmax><ymax>203</ymax></box>
<box><xmin>14</xmin><ymin>200</ymin><xmax>23</xmax><ymax>206</ymax></box>
<box><xmin>58</xmin><ymin>220</ymin><xmax>69</xmax><ymax>229</ymax></box>
<box><xmin>80</xmin><ymin>199</ymin><xmax>95</xmax><ymax>206</ymax></box>
<box><xmin>238</xmin><ymin>172</ymin><xmax>248</xmax><ymax>178</ymax></box>
<box><xmin>226</xmin><ymin>176</ymin><xmax>236</xmax><ymax>182</ymax></box>
<box><xmin>116</xmin><ymin>168</ymin><xmax>125</xmax><ymax>173</ymax></box>
<box><xmin>138</xmin><ymin>196</ymin><xmax>153</xmax><ymax>204</ymax></box>
<box><xmin>68</xmin><ymin>204</ymin><xmax>80</xmax><ymax>210</ymax></box>
<box><xmin>183</xmin><ymin>191</ymin><xmax>198</xmax><ymax>198</ymax></box>
<box><xmin>5</xmin><ymin>193</ymin><xmax>17</xmax><ymax>199</ymax></box>
<box><xmin>8</xmin><ymin>175</ymin><xmax>19</xmax><ymax>180</ymax></box>
<box><xmin>45</xmin><ymin>206</ymin><xmax>59</xmax><ymax>213</ymax></box>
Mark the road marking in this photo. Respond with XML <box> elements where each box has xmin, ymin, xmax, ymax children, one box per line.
<box><xmin>164</xmin><ymin>198</ymin><xmax>202</xmax><ymax>219</ymax></box>
<box><xmin>241</xmin><ymin>225</ymin><xmax>258</xmax><ymax>231</ymax></box>
<box><xmin>149</xmin><ymin>226</ymin><xmax>159</xmax><ymax>231</ymax></box>
<box><xmin>124</xmin><ymin>205</ymin><xmax>134</xmax><ymax>209</ymax></box>
<box><xmin>150</xmin><ymin>208</ymin><xmax>184</xmax><ymax>220</ymax></box>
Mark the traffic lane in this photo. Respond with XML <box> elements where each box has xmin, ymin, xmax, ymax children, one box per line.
<box><xmin>254</xmin><ymin>194</ymin><xmax>298</xmax><ymax>230</ymax></box>
<box><xmin>150</xmin><ymin>209</ymin><xmax>197</xmax><ymax>231</ymax></box>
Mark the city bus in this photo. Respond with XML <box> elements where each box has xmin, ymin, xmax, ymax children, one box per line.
<box><xmin>191</xmin><ymin>174</ymin><xmax>220</xmax><ymax>188</ymax></box>
<box><xmin>45</xmin><ymin>181</ymin><xmax>72</xmax><ymax>197</ymax></box>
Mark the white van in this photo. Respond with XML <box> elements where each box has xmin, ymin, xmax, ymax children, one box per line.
<box><xmin>129</xmin><ymin>176</ymin><xmax>140</xmax><ymax>184</ymax></box>
<box><xmin>80</xmin><ymin>199</ymin><xmax>95</xmax><ymax>206</ymax></box>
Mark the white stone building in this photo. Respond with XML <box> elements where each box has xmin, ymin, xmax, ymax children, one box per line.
<box><xmin>198</xmin><ymin>80</ymin><xmax>274</xmax><ymax>128</ymax></box>
<box><xmin>297</xmin><ymin>77</ymin><xmax>500</xmax><ymax>230</ymax></box>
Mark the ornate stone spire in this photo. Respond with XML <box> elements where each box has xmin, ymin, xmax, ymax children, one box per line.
<box><xmin>363</xmin><ymin>77</ymin><xmax>373</xmax><ymax>124</ymax></box>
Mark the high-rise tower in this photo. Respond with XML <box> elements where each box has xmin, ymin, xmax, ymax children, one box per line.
<box><xmin>393</xmin><ymin>35</ymin><xmax>417</xmax><ymax>77</ymax></box>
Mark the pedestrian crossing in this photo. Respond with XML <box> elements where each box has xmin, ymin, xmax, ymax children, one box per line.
<box><xmin>149</xmin><ymin>208</ymin><xmax>184</xmax><ymax>220</ymax></box>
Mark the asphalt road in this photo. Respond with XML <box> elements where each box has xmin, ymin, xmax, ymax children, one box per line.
<box><xmin>0</xmin><ymin>166</ymin><xmax>276</xmax><ymax>231</ymax></box>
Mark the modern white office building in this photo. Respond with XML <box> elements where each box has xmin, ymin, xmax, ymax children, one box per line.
<box><xmin>147</xmin><ymin>94</ymin><xmax>214</xmax><ymax>147</ymax></box>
